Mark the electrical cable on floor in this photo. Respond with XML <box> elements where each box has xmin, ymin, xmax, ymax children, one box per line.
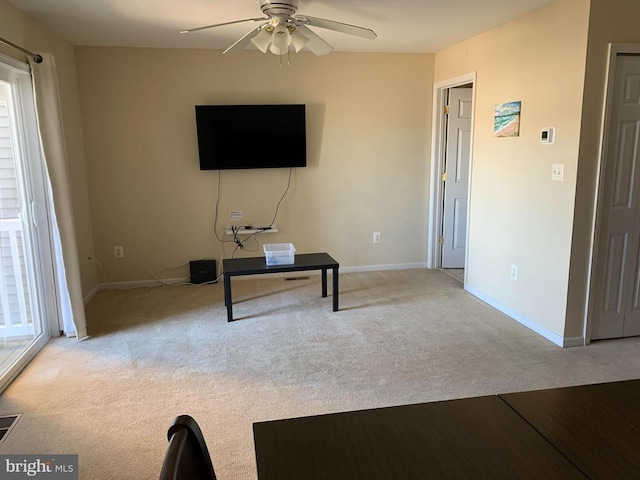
<box><xmin>90</xmin><ymin>257</ymin><xmax>221</xmax><ymax>294</ymax></box>
<box><xmin>145</xmin><ymin>262</ymin><xmax>190</xmax><ymax>292</ymax></box>
<box><xmin>146</xmin><ymin>263</ymin><xmax>222</xmax><ymax>292</ymax></box>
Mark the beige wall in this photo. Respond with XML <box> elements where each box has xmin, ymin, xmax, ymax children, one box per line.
<box><xmin>434</xmin><ymin>0</ymin><xmax>590</xmax><ymax>339</ymax></box>
<box><xmin>74</xmin><ymin>48</ymin><xmax>434</xmax><ymax>282</ymax></box>
<box><xmin>0</xmin><ymin>0</ymin><xmax>97</xmax><ymax>296</ymax></box>
<box><xmin>567</xmin><ymin>0</ymin><xmax>640</xmax><ymax>338</ymax></box>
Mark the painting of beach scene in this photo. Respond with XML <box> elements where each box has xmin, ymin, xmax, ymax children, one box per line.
<box><xmin>494</xmin><ymin>101</ymin><xmax>521</xmax><ymax>137</ymax></box>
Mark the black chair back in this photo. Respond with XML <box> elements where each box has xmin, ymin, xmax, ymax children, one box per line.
<box><xmin>159</xmin><ymin>415</ymin><xmax>217</xmax><ymax>480</ymax></box>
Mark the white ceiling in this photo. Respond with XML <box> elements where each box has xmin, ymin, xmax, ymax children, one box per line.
<box><xmin>8</xmin><ymin>0</ymin><xmax>555</xmax><ymax>53</ymax></box>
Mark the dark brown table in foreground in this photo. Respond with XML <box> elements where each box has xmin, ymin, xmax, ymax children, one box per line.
<box><xmin>222</xmin><ymin>253</ymin><xmax>339</xmax><ymax>322</ymax></box>
<box><xmin>253</xmin><ymin>395</ymin><xmax>586</xmax><ymax>480</ymax></box>
<box><xmin>500</xmin><ymin>379</ymin><xmax>640</xmax><ymax>480</ymax></box>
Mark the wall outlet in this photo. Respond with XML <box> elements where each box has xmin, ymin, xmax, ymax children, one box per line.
<box><xmin>113</xmin><ymin>245</ymin><xmax>124</xmax><ymax>258</ymax></box>
<box><xmin>373</xmin><ymin>232</ymin><xmax>381</xmax><ymax>244</ymax></box>
<box><xmin>511</xmin><ymin>264</ymin><xmax>518</xmax><ymax>280</ymax></box>
<box><xmin>552</xmin><ymin>163</ymin><xmax>564</xmax><ymax>181</ymax></box>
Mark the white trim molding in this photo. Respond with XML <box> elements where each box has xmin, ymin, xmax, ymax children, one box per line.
<box><xmin>428</xmin><ymin>72</ymin><xmax>477</xmax><ymax>271</ymax></box>
<box><xmin>465</xmin><ymin>285</ymin><xmax>585</xmax><ymax>348</ymax></box>
<box><xmin>83</xmin><ymin>284</ymin><xmax>100</xmax><ymax>305</ymax></box>
<box><xmin>97</xmin><ymin>277</ymin><xmax>190</xmax><ymax>291</ymax></box>
<box><xmin>340</xmin><ymin>262</ymin><xmax>428</xmax><ymax>274</ymax></box>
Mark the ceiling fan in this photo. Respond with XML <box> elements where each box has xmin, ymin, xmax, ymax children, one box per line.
<box><xmin>180</xmin><ymin>0</ymin><xmax>377</xmax><ymax>57</ymax></box>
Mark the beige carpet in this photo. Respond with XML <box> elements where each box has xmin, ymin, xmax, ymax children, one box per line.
<box><xmin>0</xmin><ymin>269</ymin><xmax>638</xmax><ymax>479</ymax></box>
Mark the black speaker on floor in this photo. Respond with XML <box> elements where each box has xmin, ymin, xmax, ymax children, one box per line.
<box><xmin>190</xmin><ymin>259</ymin><xmax>217</xmax><ymax>284</ymax></box>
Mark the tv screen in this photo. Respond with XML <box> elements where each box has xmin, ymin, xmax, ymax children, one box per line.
<box><xmin>195</xmin><ymin>104</ymin><xmax>307</xmax><ymax>170</ymax></box>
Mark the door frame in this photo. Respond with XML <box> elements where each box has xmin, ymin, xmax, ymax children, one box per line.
<box><xmin>428</xmin><ymin>72</ymin><xmax>476</xmax><ymax>279</ymax></box>
<box><xmin>585</xmin><ymin>43</ymin><xmax>640</xmax><ymax>344</ymax></box>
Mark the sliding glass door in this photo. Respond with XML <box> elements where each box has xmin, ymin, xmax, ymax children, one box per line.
<box><xmin>0</xmin><ymin>54</ymin><xmax>58</xmax><ymax>392</ymax></box>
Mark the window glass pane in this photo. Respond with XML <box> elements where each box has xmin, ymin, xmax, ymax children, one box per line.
<box><xmin>0</xmin><ymin>74</ymin><xmax>47</xmax><ymax>382</ymax></box>
<box><xmin>0</xmin><ymin>84</ymin><xmax>21</xmax><ymax>220</ymax></box>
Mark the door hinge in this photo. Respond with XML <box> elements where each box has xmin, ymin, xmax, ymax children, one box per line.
<box><xmin>441</xmin><ymin>172</ymin><xmax>447</xmax><ymax>182</ymax></box>
<box><xmin>439</xmin><ymin>236</ymin><xmax>444</xmax><ymax>245</ymax></box>
<box><xmin>444</xmin><ymin>105</ymin><xmax>450</xmax><ymax>115</ymax></box>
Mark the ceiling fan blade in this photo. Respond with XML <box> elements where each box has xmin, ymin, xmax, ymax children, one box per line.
<box><xmin>295</xmin><ymin>25</ymin><xmax>333</xmax><ymax>56</ymax></box>
<box><xmin>180</xmin><ymin>17</ymin><xmax>267</xmax><ymax>34</ymax></box>
<box><xmin>295</xmin><ymin>15</ymin><xmax>377</xmax><ymax>40</ymax></box>
<box><xmin>223</xmin><ymin>25</ymin><xmax>268</xmax><ymax>54</ymax></box>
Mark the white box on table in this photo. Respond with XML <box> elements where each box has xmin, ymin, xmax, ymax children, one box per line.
<box><xmin>263</xmin><ymin>243</ymin><xmax>296</xmax><ymax>266</ymax></box>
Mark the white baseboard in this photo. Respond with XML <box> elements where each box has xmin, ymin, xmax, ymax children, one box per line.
<box><xmin>87</xmin><ymin>277</ymin><xmax>193</xmax><ymax>302</ymax></box>
<box><xmin>83</xmin><ymin>284</ymin><xmax>100</xmax><ymax>305</ymax></box>
<box><xmin>97</xmin><ymin>277</ymin><xmax>190</xmax><ymax>291</ymax></box>
<box><xmin>340</xmin><ymin>262</ymin><xmax>428</xmax><ymax>273</ymax></box>
<box><xmin>464</xmin><ymin>285</ymin><xmax>585</xmax><ymax>348</ymax></box>
<box><xmin>562</xmin><ymin>336</ymin><xmax>586</xmax><ymax>348</ymax></box>
<box><xmin>91</xmin><ymin>263</ymin><xmax>429</xmax><ymax>289</ymax></box>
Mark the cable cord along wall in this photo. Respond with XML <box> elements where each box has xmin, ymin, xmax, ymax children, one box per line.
<box><xmin>213</xmin><ymin>168</ymin><xmax>294</xmax><ymax>258</ymax></box>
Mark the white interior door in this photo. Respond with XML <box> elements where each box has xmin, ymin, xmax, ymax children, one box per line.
<box><xmin>593</xmin><ymin>54</ymin><xmax>640</xmax><ymax>340</ymax></box>
<box><xmin>441</xmin><ymin>87</ymin><xmax>472</xmax><ymax>268</ymax></box>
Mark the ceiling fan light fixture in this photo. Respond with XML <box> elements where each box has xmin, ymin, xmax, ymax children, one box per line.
<box><xmin>290</xmin><ymin>28</ymin><xmax>309</xmax><ymax>53</ymax></box>
<box><xmin>250</xmin><ymin>28</ymin><xmax>273</xmax><ymax>53</ymax></box>
<box><xmin>182</xmin><ymin>0</ymin><xmax>376</xmax><ymax>58</ymax></box>
<box><xmin>269</xmin><ymin>24</ymin><xmax>292</xmax><ymax>55</ymax></box>
<box><xmin>269</xmin><ymin>43</ymin><xmax>287</xmax><ymax>56</ymax></box>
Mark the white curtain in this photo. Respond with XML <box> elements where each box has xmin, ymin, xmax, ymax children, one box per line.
<box><xmin>28</xmin><ymin>53</ymin><xmax>88</xmax><ymax>340</ymax></box>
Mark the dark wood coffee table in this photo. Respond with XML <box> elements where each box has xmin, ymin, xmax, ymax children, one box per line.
<box><xmin>500</xmin><ymin>379</ymin><xmax>640</xmax><ymax>480</ymax></box>
<box><xmin>253</xmin><ymin>395</ymin><xmax>587</xmax><ymax>480</ymax></box>
<box><xmin>222</xmin><ymin>252</ymin><xmax>339</xmax><ymax>322</ymax></box>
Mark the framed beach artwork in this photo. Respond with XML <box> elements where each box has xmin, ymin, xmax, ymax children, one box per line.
<box><xmin>494</xmin><ymin>101</ymin><xmax>521</xmax><ymax>137</ymax></box>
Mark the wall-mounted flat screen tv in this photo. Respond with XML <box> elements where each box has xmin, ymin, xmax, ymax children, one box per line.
<box><xmin>195</xmin><ymin>104</ymin><xmax>307</xmax><ymax>170</ymax></box>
